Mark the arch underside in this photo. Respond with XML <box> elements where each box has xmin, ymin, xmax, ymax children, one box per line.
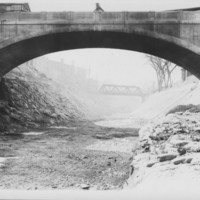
<box><xmin>0</xmin><ymin>31</ymin><xmax>200</xmax><ymax>78</ymax></box>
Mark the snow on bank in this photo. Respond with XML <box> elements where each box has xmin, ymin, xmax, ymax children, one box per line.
<box><xmin>131</xmin><ymin>79</ymin><xmax>200</xmax><ymax>120</ymax></box>
<box><xmin>126</xmin><ymin>110</ymin><xmax>200</xmax><ymax>192</ymax></box>
<box><xmin>95</xmin><ymin>78</ymin><xmax>200</xmax><ymax>129</ymax></box>
<box><xmin>122</xmin><ymin>77</ymin><xmax>200</xmax><ymax>192</ymax></box>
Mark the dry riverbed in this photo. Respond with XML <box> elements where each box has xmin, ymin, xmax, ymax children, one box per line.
<box><xmin>0</xmin><ymin>121</ymin><xmax>138</xmax><ymax>190</ymax></box>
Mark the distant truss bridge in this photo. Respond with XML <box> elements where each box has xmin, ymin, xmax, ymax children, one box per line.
<box><xmin>99</xmin><ymin>84</ymin><xmax>144</xmax><ymax>98</ymax></box>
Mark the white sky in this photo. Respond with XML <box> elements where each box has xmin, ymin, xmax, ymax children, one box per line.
<box><xmin>5</xmin><ymin>0</ymin><xmax>200</xmax><ymax>12</ymax></box>
<box><xmin>46</xmin><ymin>49</ymin><xmax>157</xmax><ymax>86</ymax></box>
<box><xmin>7</xmin><ymin>0</ymin><xmax>197</xmax><ymax>86</ymax></box>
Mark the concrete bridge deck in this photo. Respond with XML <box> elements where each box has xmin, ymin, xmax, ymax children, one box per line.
<box><xmin>0</xmin><ymin>10</ymin><xmax>200</xmax><ymax>77</ymax></box>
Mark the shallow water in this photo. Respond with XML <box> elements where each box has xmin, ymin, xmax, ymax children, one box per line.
<box><xmin>0</xmin><ymin>122</ymin><xmax>138</xmax><ymax>190</ymax></box>
<box><xmin>23</xmin><ymin>132</ymin><xmax>44</xmax><ymax>136</ymax></box>
<box><xmin>50</xmin><ymin>126</ymin><xmax>77</xmax><ymax>130</ymax></box>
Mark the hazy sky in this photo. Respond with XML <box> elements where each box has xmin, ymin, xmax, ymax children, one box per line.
<box><xmin>7</xmin><ymin>0</ymin><xmax>196</xmax><ymax>86</ymax></box>
<box><xmin>46</xmin><ymin>49</ymin><xmax>157</xmax><ymax>86</ymax></box>
<box><xmin>6</xmin><ymin>0</ymin><xmax>200</xmax><ymax>12</ymax></box>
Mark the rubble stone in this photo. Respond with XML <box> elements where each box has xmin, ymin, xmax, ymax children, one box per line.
<box><xmin>159</xmin><ymin>154</ymin><xmax>177</xmax><ymax>162</ymax></box>
<box><xmin>173</xmin><ymin>158</ymin><xmax>186</xmax><ymax>165</ymax></box>
<box><xmin>127</xmin><ymin>105</ymin><xmax>200</xmax><ymax>188</ymax></box>
<box><xmin>146</xmin><ymin>162</ymin><xmax>156</xmax><ymax>167</ymax></box>
<box><xmin>0</xmin><ymin>65</ymin><xmax>87</xmax><ymax>132</ymax></box>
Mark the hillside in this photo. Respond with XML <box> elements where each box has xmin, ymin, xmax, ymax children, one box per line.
<box><xmin>125</xmin><ymin>77</ymin><xmax>200</xmax><ymax>195</ymax></box>
<box><xmin>0</xmin><ymin>64</ymin><xmax>87</xmax><ymax>132</ymax></box>
<box><xmin>0</xmin><ymin>65</ymin><xmax>137</xmax><ymax>190</ymax></box>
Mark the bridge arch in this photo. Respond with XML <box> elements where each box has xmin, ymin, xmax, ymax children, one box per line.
<box><xmin>1</xmin><ymin>29</ymin><xmax>200</xmax><ymax>78</ymax></box>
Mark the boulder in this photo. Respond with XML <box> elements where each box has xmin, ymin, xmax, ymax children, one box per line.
<box><xmin>146</xmin><ymin>162</ymin><xmax>156</xmax><ymax>167</ymax></box>
<box><xmin>173</xmin><ymin>158</ymin><xmax>186</xmax><ymax>165</ymax></box>
<box><xmin>186</xmin><ymin>158</ymin><xmax>193</xmax><ymax>163</ymax></box>
<box><xmin>80</xmin><ymin>184</ymin><xmax>90</xmax><ymax>190</ymax></box>
<box><xmin>150</xmin><ymin>135</ymin><xmax>171</xmax><ymax>141</ymax></box>
<box><xmin>177</xmin><ymin>147</ymin><xmax>187</xmax><ymax>155</ymax></box>
<box><xmin>184</xmin><ymin>142</ymin><xmax>200</xmax><ymax>153</ymax></box>
<box><xmin>191</xmin><ymin>135</ymin><xmax>200</xmax><ymax>142</ymax></box>
<box><xmin>159</xmin><ymin>154</ymin><xmax>177</xmax><ymax>162</ymax></box>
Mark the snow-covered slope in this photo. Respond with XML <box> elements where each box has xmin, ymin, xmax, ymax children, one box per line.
<box><xmin>131</xmin><ymin>78</ymin><xmax>200</xmax><ymax>120</ymax></box>
<box><xmin>96</xmin><ymin>77</ymin><xmax>200</xmax><ymax>129</ymax></box>
<box><xmin>125</xmin><ymin>77</ymin><xmax>200</xmax><ymax>194</ymax></box>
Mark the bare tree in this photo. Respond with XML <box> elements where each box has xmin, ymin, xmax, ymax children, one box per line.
<box><xmin>147</xmin><ymin>55</ymin><xmax>177</xmax><ymax>91</ymax></box>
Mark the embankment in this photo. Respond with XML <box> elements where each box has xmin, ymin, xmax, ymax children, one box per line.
<box><xmin>125</xmin><ymin>77</ymin><xmax>200</xmax><ymax>193</ymax></box>
<box><xmin>0</xmin><ymin>64</ymin><xmax>87</xmax><ymax>133</ymax></box>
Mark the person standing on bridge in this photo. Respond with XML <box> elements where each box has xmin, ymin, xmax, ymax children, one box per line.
<box><xmin>94</xmin><ymin>3</ymin><xmax>104</xmax><ymax>12</ymax></box>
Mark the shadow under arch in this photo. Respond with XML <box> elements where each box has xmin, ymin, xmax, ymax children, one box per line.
<box><xmin>1</xmin><ymin>30</ymin><xmax>200</xmax><ymax>78</ymax></box>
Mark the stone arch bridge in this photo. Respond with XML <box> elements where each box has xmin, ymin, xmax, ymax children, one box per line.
<box><xmin>1</xmin><ymin>10</ymin><xmax>200</xmax><ymax>77</ymax></box>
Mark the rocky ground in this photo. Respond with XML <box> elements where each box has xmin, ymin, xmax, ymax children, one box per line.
<box><xmin>4</xmin><ymin>61</ymin><xmax>200</xmax><ymax>192</ymax></box>
<box><xmin>0</xmin><ymin>63</ymin><xmax>141</xmax><ymax>191</ymax></box>
<box><xmin>126</xmin><ymin>104</ymin><xmax>200</xmax><ymax>190</ymax></box>
<box><xmin>0</xmin><ymin>65</ymin><xmax>86</xmax><ymax>133</ymax></box>
<box><xmin>0</xmin><ymin>121</ymin><xmax>138</xmax><ymax>190</ymax></box>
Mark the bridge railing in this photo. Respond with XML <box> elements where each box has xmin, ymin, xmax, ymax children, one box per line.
<box><xmin>180</xmin><ymin>12</ymin><xmax>200</xmax><ymax>21</ymax></box>
<box><xmin>1</xmin><ymin>11</ymin><xmax>200</xmax><ymax>23</ymax></box>
<box><xmin>155</xmin><ymin>12</ymin><xmax>180</xmax><ymax>21</ymax></box>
